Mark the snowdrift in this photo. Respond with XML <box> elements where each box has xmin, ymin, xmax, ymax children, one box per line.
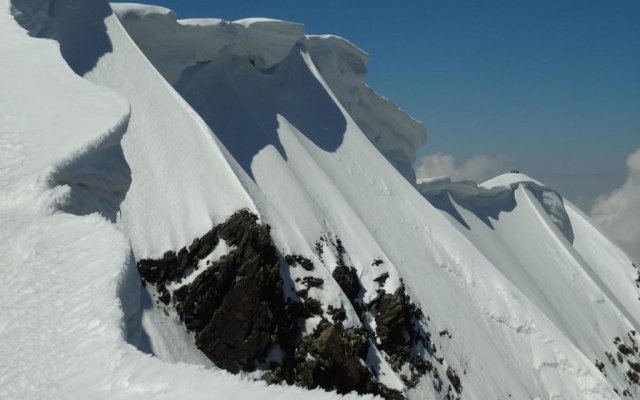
<box><xmin>1</xmin><ymin>1</ymin><xmax>639</xmax><ymax>399</ymax></box>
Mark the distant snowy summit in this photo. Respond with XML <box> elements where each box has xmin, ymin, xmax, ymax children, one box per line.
<box><xmin>1</xmin><ymin>1</ymin><xmax>639</xmax><ymax>400</ymax></box>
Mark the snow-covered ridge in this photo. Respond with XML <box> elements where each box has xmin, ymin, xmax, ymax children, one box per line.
<box><xmin>111</xmin><ymin>4</ymin><xmax>305</xmax><ymax>83</ymax></box>
<box><xmin>419</xmin><ymin>173</ymin><xmax>575</xmax><ymax>242</ymax></box>
<box><xmin>3</xmin><ymin>0</ymin><xmax>640</xmax><ymax>399</ymax></box>
<box><xmin>112</xmin><ymin>4</ymin><xmax>426</xmax><ymax>182</ymax></box>
<box><xmin>1</xmin><ymin>1</ymin><xmax>349</xmax><ymax>398</ymax></box>
<box><xmin>305</xmin><ymin>35</ymin><xmax>426</xmax><ymax>182</ymax></box>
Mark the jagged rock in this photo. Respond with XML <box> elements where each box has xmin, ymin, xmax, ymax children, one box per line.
<box><xmin>192</xmin><ymin>211</ymin><xmax>287</xmax><ymax>372</ymax></box>
<box><xmin>138</xmin><ymin>251</ymin><xmax>178</xmax><ymax>284</ymax></box>
<box><xmin>157</xmin><ymin>284</ymin><xmax>170</xmax><ymax>305</ymax></box>
<box><xmin>301</xmin><ymin>276</ymin><xmax>323</xmax><ymax>288</ymax></box>
<box><xmin>331</xmin><ymin>236</ymin><xmax>348</xmax><ymax>269</ymax></box>
<box><xmin>627</xmin><ymin>369</ymin><xmax>640</xmax><ymax>384</ymax></box>
<box><xmin>137</xmin><ymin>211</ymin><xmax>440</xmax><ymax>399</ymax></box>
<box><xmin>137</xmin><ymin>229</ymin><xmax>220</xmax><ymax>289</ymax></box>
<box><xmin>196</xmin><ymin>228</ymin><xmax>219</xmax><ymax>258</ymax></box>
<box><xmin>446</xmin><ymin>366</ymin><xmax>462</xmax><ymax>394</ymax></box>
<box><xmin>285</xmin><ymin>254</ymin><xmax>315</xmax><ymax>271</ymax></box>
<box><xmin>606</xmin><ymin>351</ymin><xmax>616</xmax><ymax>365</ymax></box>
<box><xmin>332</xmin><ymin>265</ymin><xmax>361</xmax><ymax>303</ymax></box>
<box><xmin>439</xmin><ymin>329</ymin><xmax>452</xmax><ymax>338</ymax></box>
<box><xmin>405</xmin><ymin>358</ymin><xmax>435</xmax><ymax>388</ymax></box>
<box><xmin>262</xmin><ymin>367</ymin><xmax>288</xmax><ymax>385</ymax></box>
<box><xmin>314</xmin><ymin>241</ymin><xmax>324</xmax><ymax>258</ymax></box>
<box><xmin>595</xmin><ymin>359</ymin><xmax>605</xmax><ymax>373</ymax></box>
<box><xmin>328</xmin><ymin>306</ymin><xmax>347</xmax><ymax>323</ymax></box>
<box><xmin>374</xmin><ymin>272</ymin><xmax>390</xmax><ymax>287</ymax></box>
<box><xmin>372</xmin><ymin>283</ymin><xmax>452</xmax><ymax>392</ymax></box>
<box><xmin>304</xmin><ymin>298</ymin><xmax>323</xmax><ymax>315</ymax></box>
<box><xmin>176</xmin><ymin>247</ymin><xmax>190</xmax><ymax>269</ymax></box>
<box><xmin>293</xmin><ymin>320</ymin><xmax>401</xmax><ymax>399</ymax></box>
<box><xmin>376</xmin><ymin>286</ymin><xmax>411</xmax><ymax>355</ymax></box>
<box><xmin>619</xmin><ymin>343</ymin><xmax>633</xmax><ymax>355</ymax></box>
<box><xmin>139</xmin><ymin>210</ymin><xmax>293</xmax><ymax>373</ymax></box>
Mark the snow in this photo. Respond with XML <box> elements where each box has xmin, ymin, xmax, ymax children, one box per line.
<box><xmin>0</xmin><ymin>1</ymin><xmax>360</xmax><ymax>399</ymax></box>
<box><xmin>111</xmin><ymin>5</ymin><xmax>304</xmax><ymax>83</ymax></box>
<box><xmin>305</xmin><ymin>35</ymin><xmax>427</xmax><ymax>182</ymax></box>
<box><xmin>418</xmin><ymin>173</ymin><xmax>640</xmax><ymax>398</ymax></box>
<box><xmin>110</xmin><ymin>2</ymin><xmax>173</xmax><ymax>18</ymax></box>
<box><xmin>165</xmin><ymin>240</ymin><xmax>234</xmax><ymax>292</ymax></box>
<box><xmin>113</xmin><ymin>8</ymin><xmax>426</xmax><ymax>183</ymax></box>
<box><xmin>3</xmin><ymin>0</ymin><xmax>640</xmax><ymax>399</ymax></box>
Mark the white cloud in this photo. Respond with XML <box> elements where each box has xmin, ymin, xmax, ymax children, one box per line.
<box><xmin>415</xmin><ymin>153</ymin><xmax>508</xmax><ymax>183</ymax></box>
<box><xmin>591</xmin><ymin>147</ymin><xmax>640</xmax><ymax>262</ymax></box>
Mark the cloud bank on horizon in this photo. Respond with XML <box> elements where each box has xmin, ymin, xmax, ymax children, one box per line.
<box><xmin>415</xmin><ymin>153</ymin><xmax>508</xmax><ymax>183</ymax></box>
<box><xmin>591</xmin><ymin>147</ymin><xmax>640</xmax><ymax>262</ymax></box>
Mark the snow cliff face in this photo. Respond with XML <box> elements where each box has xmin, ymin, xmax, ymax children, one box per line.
<box><xmin>112</xmin><ymin>5</ymin><xmax>426</xmax><ymax>183</ymax></box>
<box><xmin>2</xmin><ymin>1</ymin><xmax>640</xmax><ymax>399</ymax></box>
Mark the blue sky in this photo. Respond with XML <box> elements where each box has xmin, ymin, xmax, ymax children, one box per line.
<box><xmin>114</xmin><ymin>0</ymin><xmax>639</xmax><ymax>193</ymax></box>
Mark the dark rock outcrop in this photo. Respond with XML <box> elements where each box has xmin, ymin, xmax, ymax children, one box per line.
<box><xmin>332</xmin><ymin>265</ymin><xmax>361</xmax><ymax>303</ymax></box>
<box><xmin>169</xmin><ymin>210</ymin><xmax>291</xmax><ymax>372</ymax></box>
<box><xmin>368</xmin><ymin>283</ymin><xmax>456</xmax><ymax>392</ymax></box>
<box><xmin>374</xmin><ymin>272</ymin><xmax>390</xmax><ymax>288</ymax></box>
<box><xmin>137</xmin><ymin>210</ymin><xmax>407</xmax><ymax>398</ymax></box>
<box><xmin>138</xmin><ymin>228</ymin><xmax>219</xmax><ymax>285</ymax></box>
<box><xmin>302</xmin><ymin>276</ymin><xmax>324</xmax><ymax>288</ymax></box>
<box><xmin>284</xmin><ymin>254</ymin><xmax>315</xmax><ymax>271</ymax></box>
<box><xmin>293</xmin><ymin>319</ymin><xmax>403</xmax><ymax>399</ymax></box>
<box><xmin>375</xmin><ymin>284</ymin><xmax>425</xmax><ymax>358</ymax></box>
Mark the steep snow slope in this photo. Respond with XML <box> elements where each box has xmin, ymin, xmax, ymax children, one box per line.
<box><xmin>113</xmin><ymin>6</ymin><xmax>640</xmax><ymax>398</ymax></box>
<box><xmin>0</xmin><ymin>1</ymin><xmax>358</xmax><ymax>399</ymax></box>
<box><xmin>112</xmin><ymin>4</ymin><xmax>426</xmax><ymax>183</ymax></box>
<box><xmin>420</xmin><ymin>174</ymin><xmax>640</xmax><ymax>397</ymax></box>
<box><xmin>3</xmin><ymin>1</ymin><xmax>640</xmax><ymax>399</ymax></box>
<box><xmin>304</xmin><ymin>35</ymin><xmax>426</xmax><ymax>182</ymax></box>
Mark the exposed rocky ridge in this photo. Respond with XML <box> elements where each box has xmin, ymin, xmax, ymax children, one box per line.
<box><xmin>315</xmin><ymin>234</ymin><xmax>463</xmax><ymax>397</ymax></box>
<box><xmin>137</xmin><ymin>211</ymin><xmax>462</xmax><ymax>398</ymax></box>
<box><xmin>139</xmin><ymin>210</ymin><xmax>291</xmax><ymax>372</ymax></box>
<box><xmin>137</xmin><ymin>211</ymin><xmax>398</xmax><ymax>397</ymax></box>
<box><xmin>595</xmin><ymin>328</ymin><xmax>640</xmax><ymax>397</ymax></box>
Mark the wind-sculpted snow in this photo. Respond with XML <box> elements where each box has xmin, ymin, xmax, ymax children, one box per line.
<box><xmin>112</xmin><ymin>5</ymin><xmax>426</xmax><ymax>182</ymax></box>
<box><xmin>419</xmin><ymin>175</ymin><xmax>574</xmax><ymax>242</ymax></box>
<box><xmin>305</xmin><ymin>35</ymin><xmax>426</xmax><ymax>182</ymax></box>
<box><xmin>0</xmin><ymin>2</ymin><xmax>356</xmax><ymax>399</ymax></box>
<box><xmin>111</xmin><ymin>3</ymin><xmax>305</xmax><ymax>84</ymax></box>
<box><xmin>420</xmin><ymin>173</ymin><xmax>640</xmax><ymax>397</ymax></box>
<box><xmin>172</xmin><ymin>45</ymin><xmax>347</xmax><ymax>176</ymax></box>
<box><xmin>4</xmin><ymin>0</ymin><xmax>640</xmax><ymax>399</ymax></box>
<box><xmin>11</xmin><ymin>0</ymin><xmax>113</xmax><ymax>75</ymax></box>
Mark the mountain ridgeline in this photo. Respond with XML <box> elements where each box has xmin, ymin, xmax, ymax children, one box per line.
<box><xmin>2</xmin><ymin>1</ymin><xmax>640</xmax><ymax>399</ymax></box>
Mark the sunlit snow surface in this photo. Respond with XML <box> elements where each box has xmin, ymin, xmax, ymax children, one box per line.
<box><xmin>1</xmin><ymin>1</ymin><xmax>640</xmax><ymax>399</ymax></box>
